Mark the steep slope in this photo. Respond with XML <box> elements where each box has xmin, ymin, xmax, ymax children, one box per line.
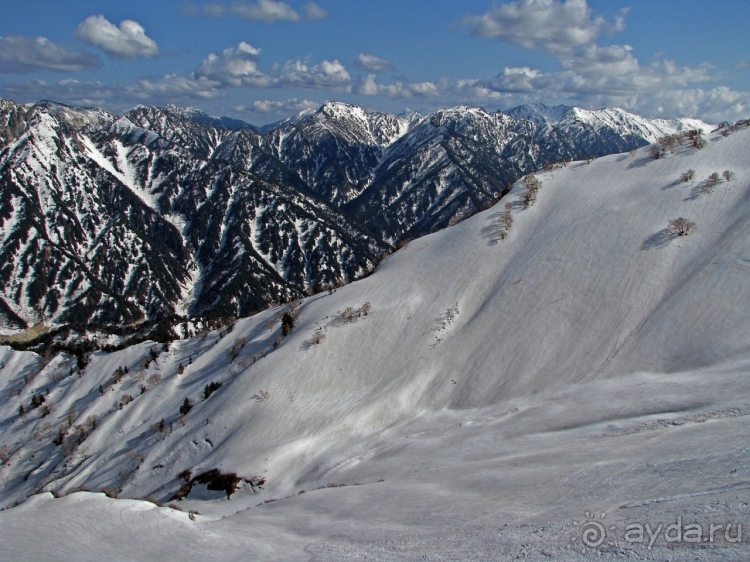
<box><xmin>257</xmin><ymin>101</ymin><xmax>411</xmax><ymax>205</ymax></box>
<box><xmin>1</xmin><ymin>123</ymin><xmax>749</xmax><ymax>560</ymax></box>
<box><xmin>0</xmin><ymin>101</ymin><xmax>386</xmax><ymax>327</ymax></box>
<box><xmin>347</xmin><ymin>106</ymin><xmax>577</xmax><ymax>241</ymax></box>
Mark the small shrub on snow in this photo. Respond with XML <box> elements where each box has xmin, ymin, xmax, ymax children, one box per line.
<box><xmin>700</xmin><ymin>172</ymin><xmax>721</xmax><ymax>194</ymax></box>
<box><xmin>688</xmin><ymin>129</ymin><xmax>706</xmax><ymax>149</ymax></box>
<box><xmin>0</xmin><ymin>444</ymin><xmax>11</xmax><ymax>465</ymax></box>
<box><xmin>61</xmin><ymin>425</ymin><xmax>88</xmax><ymax>457</ymax></box>
<box><xmin>680</xmin><ymin>169</ymin><xmax>695</xmax><ymax>183</ymax></box>
<box><xmin>341</xmin><ymin>307</ymin><xmax>356</xmax><ymax>322</ymax></box>
<box><xmin>358</xmin><ymin>302</ymin><xmax>372</xmax><ymax>316</ymax></box>
<box><xmin>203</xmin><ymin>381</ymin><xmax>222</xmax><ymax>400</ymax></box>
<box><xmin>310</xmin><ymin>332</ymin><xmax>326</xmax><ymax>345</ymax></box>
<box><xmin>522</xmin><ymin>174</ymin><xmax>541</xmax><ymax>207</ymax></box>
<box><xmin>151</xmin><ymin>418</ymin><xmax>168</xmax><ymax>435</ymax></box>
<box><xmin>723</xmin><ymin>170</ymin><xmax>735</xmax><ymax>182</ymax></box>
<box><xmin>668</xmin><ymin>218</ymin><xmax>696</xmax><ymax>237</ymax></box>
<box><xmin>281</xmin><ymin>312</ymin><xmax>295</xmax><ymax>336</ymax></box>
<box><xmin>179</xmin><ymin>398</ymin><xmax>192</xmax><ymax>416</ymax></box>
<box><xmin>341</xmin><ymin>302</ymin><xmax>373</xmax><ymax>323</ymax></box>
<box><xmin>30</xmin><ymin>393</ymin><xmax>46</xmax><ymax>410</ymax></box>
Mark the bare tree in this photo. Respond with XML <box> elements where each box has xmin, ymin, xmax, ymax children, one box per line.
<box><xmin>688</xmin><ymin>129</ymin><xmax>706</xmax><ymax>149</ymax></box>
<box><xmin>680</xmin><ymin>169</ymin><xmax>695</xmax><ymax>183</ymax></box>
<box><xmin>700</xmin><ymin>172</ymin><xmax>721</xmax><ymax>194</ymax></box>
<box><xmin>358</xmin><ymin>302</ymin><xmax>372</xmax><ymax>316</ymax></box>
<box><xmin>341</xmin><ymin>307</ymin><xmax>356</xmax><ymax>322</ymax></box>
<box><xmin>523</xmin><ymin>175</ymin><xmax>541</xmax><ymax>208</ymax></box>
<box><xmin>668</xmin><ymin>218</ymin><xmax>696</xmax><ymax>236</ymax></box>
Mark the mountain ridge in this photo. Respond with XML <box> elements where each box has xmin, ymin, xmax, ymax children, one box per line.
<box><xmin>0</xmin><ymin>96</ymin><xmax>714</xmax><ymax>330</ymax></box>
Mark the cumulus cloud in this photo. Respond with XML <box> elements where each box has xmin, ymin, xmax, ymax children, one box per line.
<box><xmin>195</xmin><ymin>42</ymin><xmax>272</xmax><ymax>87</ymax></box>
<box><xmin>242</xmin><ymin>98</ymin><xmax>320</xmax><ymax>113</ymax></box>
<box><xmin>355</xmin><ymin>74</ymin><xmax>407</xmax><ymax>97</ymax></box>
<box><xmin>275</xmin><ymin>59</ymin><xmax>351</xmax><ymax>90</ymax></box>
<box><xmin>0</xmin><ymin>36</ymin><xmax>100</xmax><ymax>73</ymax></box>
<box><xmin>479</xmin><ymin>57</ymin><xmax>714</xmax><ymax>99</ymax></box>
<box><xmin>409</xmin><ymin>81</ymin><xmax>441</xmax><ymax>97</ymax></box>
<box><xmin>75</xmin><ymin>15</ymin><xmax>159</xmax><ymax>58</ymax></box>
<box><xmin>191</xmin><ymin>42</ymin><xmax>351</xmax><ymax>91</ymax></box>
<box><xmin>464</xmin><ymin>0</ymin><xmax>626</xmax><ymax>55</ymax></box>
<box><xmin>460</xmin><ymin>0</ymin><xmax>724</xmax><ymax>117</ymax></box>
<box><xmin>355</xmin><ymin>54</ymin><xmax>395</xmax><ymax>73</ymax></box>
<box><xmin>355</xmin><ymin>75</ymin><xmax>446</xmax><ymax>98</ymax></box>
<box><xmin>202</xmin><ymin>0</ymin><xmax>326</xmax><ymax>22</ymax></box>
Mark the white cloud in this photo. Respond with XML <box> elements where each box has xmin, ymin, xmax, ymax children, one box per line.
<box><xmin>354</xmin><ymin>75</ymin><xmax>444</xmax><ymax>98</ymax></box>
<box><xmin>595</xmin><ymin>87</ymin><xmax>750</xmax><ymax>123</ymax></box>
<box><xmin>127</xmin><ymin>74</ymin><xmax>224</xmax><ymax>101</ymax></box>
<box><xmin>191</xmin><ymin>42</ymin><xmax>351</xmax><ymax>91</ymax></box>
<box><xmin>464</xmin><ymin>0</ymin><xmax>626</xmax><ymax>55</ymax></box>
<box><xmin>230</xmin><ymin>0</ymin><xmax>300</xmax><ymax>22</ymax></box>
<box><xmin>303</xmin><ymin>2</ymin><xmax>328</xmax><ymax>20</ymax></box>
<box><xmin>75</xmin><ymin>15</ymin><xmax>159</xmax><ymax>58</ymax></box>
<box><xmin>735</xmin><ymin>60</ymin><xmax>750</xmax><ymax>70</ymax></box>
<box><xmin>461</xmin><ymin>0</ymin><xmax>721</xmax><ymax>116</ymax></box>
<box><xmin>355</xmin><ymin>74</ymin><xmax>408</xmax><ymax>97</ymax></box>
<box><xmin>276</xmin><ymin>59</ymin><xmax>351</xmax><ymax>91</ymax></box>
<box><xmin>355</xmin><ymin>54</ymin><xmax>395</xmax><ymax>73</ymax></box>
<box><xmin>408</xmin><ymin>81</ymin><xmax>440</xmax><ymax>97</ymax></box>
<box><xmin>0</xmin><ymin>36</ymin><xmax>100</xmax><ymax>73</ymax></box>
<box><xmin>194</xmin><ymin>44</ymin><xmax>350</xmax><ymax>90</ymax></box>
<box><xmin>195</xmin><ymin>42</ymin><xmax>273</xmax><ymax>87</ymax></box>
<box><xmin>243</xmin><ymin>98</ymin><xmax>320</xmax><ymax>113</ymax></box>
<box><xmin>484</xmin><ymin>66</ymin><xmax>553</xmax><ymax>93</ymax></box>
<box><xmin>203</xmin><ymin>0</ymin><xmax>326</xmax><ymax>22</ymax></box>
<box><xmin>2</xmin><ymin>79</ymin><xmax>113</xmax><ymax>107</ymax></box>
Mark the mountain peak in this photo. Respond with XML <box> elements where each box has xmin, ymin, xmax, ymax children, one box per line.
<box><xmin>502</xmin><ymin>102</ymin><xmax>573</xmax><ymax>125</ymax></box>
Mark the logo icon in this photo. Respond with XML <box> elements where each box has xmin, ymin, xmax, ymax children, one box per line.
<box><xmin>572</xmin><ymin>511</ymin><xmax>616</xmax><ymax>549</ymax></box>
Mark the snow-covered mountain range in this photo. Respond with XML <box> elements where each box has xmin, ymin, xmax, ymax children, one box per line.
<box><xmin>0</xmin><ymin>97</ymin><xmax>710</xmax><ymax>330</ymax></box>
<box><xmin>0</xmin><ymin>119</ymin><xmax>748</xmax><ymax>560</ymax></box>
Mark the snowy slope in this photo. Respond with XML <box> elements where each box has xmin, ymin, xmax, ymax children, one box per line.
<box><xmin>1</xmin><ymin>123</ymin><xmax>749</xmax><ymax>559</ymax></box>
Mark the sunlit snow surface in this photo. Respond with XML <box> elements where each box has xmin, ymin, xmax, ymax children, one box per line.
<box><xmin>2</xmin><ymin>126</ymin><xmax>750</xmax><ymax>560</ymax></box>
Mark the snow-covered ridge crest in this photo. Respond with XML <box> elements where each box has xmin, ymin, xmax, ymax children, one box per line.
<box><xmin>505</xmin><ymin>102</ymin><xmax>712</xmax><ymax>143</ymax></box>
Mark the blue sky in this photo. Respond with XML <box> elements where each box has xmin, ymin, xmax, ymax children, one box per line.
<box><xmin>1</xmin><ymin>0</ymin><xmax>748</xmax><ymax>124</ymax></box>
